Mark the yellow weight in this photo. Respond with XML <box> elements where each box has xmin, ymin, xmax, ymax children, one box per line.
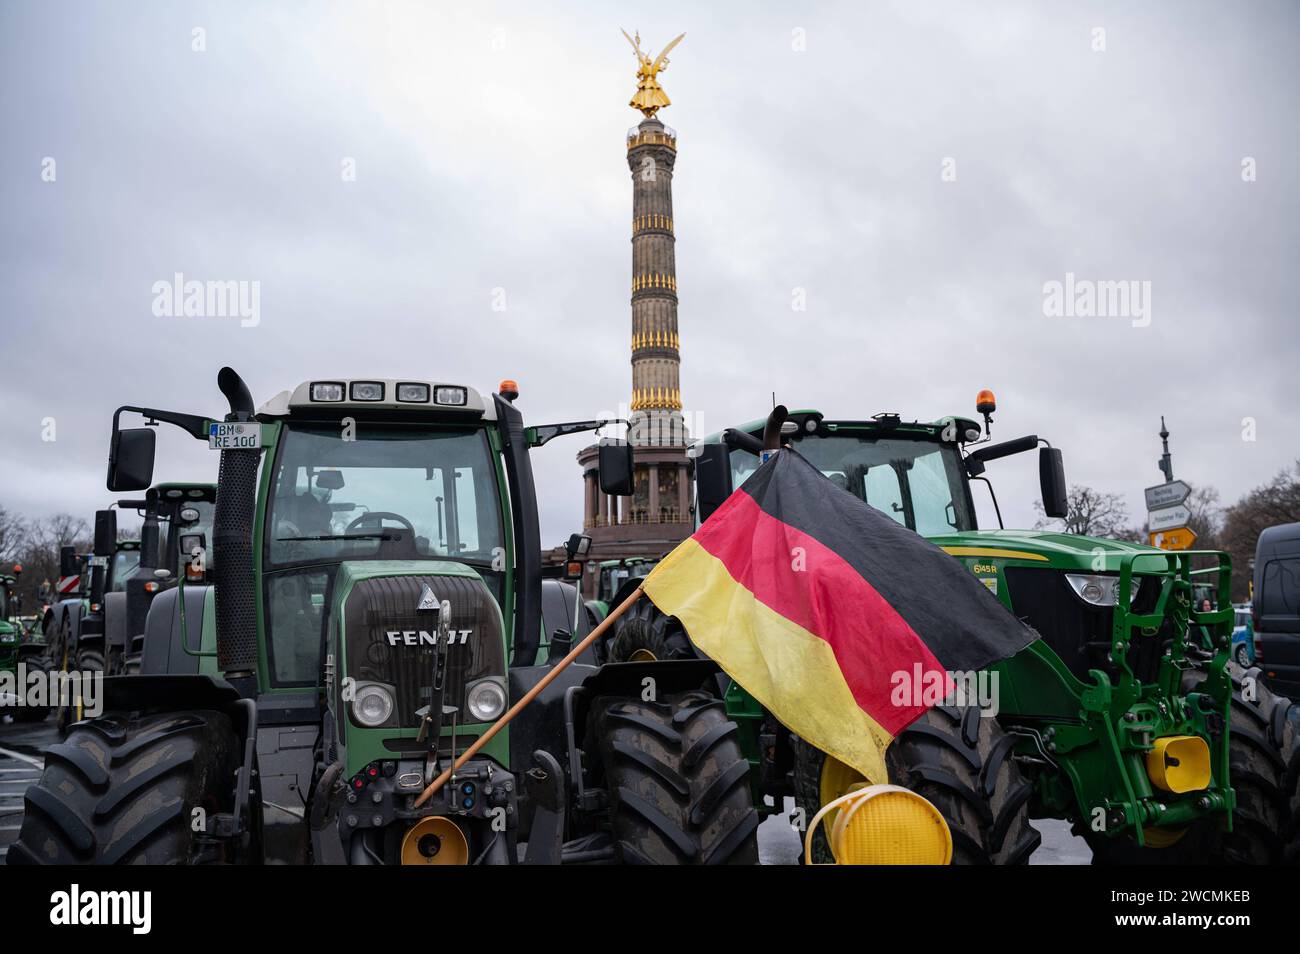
<box><xmin>400</xmin><ymin>816</ymin><xmax>469</xmax><ymax>865</ymax></box>
<box><xmin>1146</xmin><ymin>735</ymin><xmax>1211</xmax><ymax>794</ymax></box>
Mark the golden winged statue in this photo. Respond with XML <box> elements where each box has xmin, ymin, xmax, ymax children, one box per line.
<box><xmin>622</xmin><ymin>29</ymin><xmax>685</xmax><ymax>117</ymax></box>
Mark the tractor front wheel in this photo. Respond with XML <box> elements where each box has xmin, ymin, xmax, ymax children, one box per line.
<box><xmin>795</xmin><ymin>702</ymin><xmax>1040</xmax><ymax>864</ymax></box>
<box><xmin>1210</xmin><ymin>667</ymin><xmax>1296</xmax><ymax>864</ymax></box>
<box><xmin>8</xmin><ymin>709</ymin><xmax>242</xmax><ymax>865</ymax></box>
<box><xmin>1091</xmin><ymin>666</ymin><xmax>1298</xmax><ymax>864</ymax></box>
<box><xmin>587</xmin><ymin>690</ymin><xmax>760</xmax><ymax>865</ymax></box>
<box><xmin>9</xmin><ymin>655</ymin><xmax>52</xmax><ymax>722</ymax></box>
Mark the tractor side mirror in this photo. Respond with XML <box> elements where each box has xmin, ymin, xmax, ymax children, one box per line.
<box><xmin>93</xmin><ymin>510</ymin><xmax>117</xmax><ymax>557</ymax></box>
<box><xmin>107</xmin><ymin>426</ymin><xmax>157</xmax><ymax>492</ymax></box>
<box><xmin>695</xmin><ymin>443</ymin><xmax>733</xmax><ymax>524</ymax></box>
<box><xmin>1039</xmin><ymin>447</ymin><xmax>1068</xmax><ymax>519</ymax></box>
<box><xmin>597</xmin><ymin>440</ymin><xmax>635</xmax><ymax>497</ymax></box>
<box><xmin>59</xmin><ymin>546</ymin><xmax>79</xmax><ymax>578</ymax></box>
<box><xmin>565</xmin><ymin>533</ymin><xmax>591</xmax><ymax>561</ymax></box>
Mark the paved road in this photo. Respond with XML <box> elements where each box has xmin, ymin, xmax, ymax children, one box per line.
<box><xmin>0</xmin><ymin>717</ymin><xmax>56</xmax><ymax>863</ymax></box>
<box><xmin>1</xmin><ymin>717</ymin><xmax>1090</xmax><ymax>864</ymax></box>
<box><xmin>757</xmin><ymin>797</ymin><xmax>1091</xmax><ymax>864</ymax></box>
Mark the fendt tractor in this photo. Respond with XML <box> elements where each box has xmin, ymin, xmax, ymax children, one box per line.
<box><xmin>99</xmin><ymin>482</ymin><xmax>217</xmax><ymax>676</ymax></box>
<box><xmin>44</xmin><ymin>484</ymin><xmax>215</xmax><ymax>689</ymax></box>
<box><xmin>2</xmin><ymin>567</ymin><xmax>53</xmax><ymax>722</ymax></box>
<box><xmin>602</xmin><ymin>396</ymin><xmax>1298</xmax><ymax>864</ymax></box>
<box><xmin>10</xmin><ymin>370</ymin><xmax>761</xmax><ymax>866</ymax></box>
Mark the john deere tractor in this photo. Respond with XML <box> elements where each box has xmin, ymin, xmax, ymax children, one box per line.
<box><xmin>10</xmin><ymin>370</ymin><xmax>759</xmax><ymax>866</ymax></box>
<box><xmin>604</xmin><ymin>397</ymin><xmax>1297</xmax><ymax>864</ymax></box>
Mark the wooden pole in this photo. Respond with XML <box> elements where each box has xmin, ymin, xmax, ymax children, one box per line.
<box><xmin>413</xmin><ymin>584</ymin><xmax>645</xmax><ymax>808</ymax></box>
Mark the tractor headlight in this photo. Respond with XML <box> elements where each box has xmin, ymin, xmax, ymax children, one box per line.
<box><xmin>310</xmin><ymin>382</ymin><xmax>345</xmax><ymax>402</ymax></box>
<box><xmin>352</xmin><ymin>682</ymin><xmax>395</xmax><ymax>727</ymax></box>
<box><xmin>465</xmin><ymin>677</ymin><xmax>507</xmax><ymax>722</ymax></box>
<box><xmin>1065</xmin><ymin>573</ymin><xmax>1141</xmax><ymax>607</ymax></box>
<box><xmin>350</xmin><ymin>381</ymin><xmax>384</xmax><ymax>402</ymax></box>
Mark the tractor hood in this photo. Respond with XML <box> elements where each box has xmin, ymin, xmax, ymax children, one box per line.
<box><xmin>926</xmin><ymin>529</ymin><xmax>1166</xmax><ymax>573</ymax></box>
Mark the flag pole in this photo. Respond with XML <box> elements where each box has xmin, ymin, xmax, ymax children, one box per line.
<box><xmin>413</xmin><ymin>584</ymin><xmax>645</xmax><ymax>808</ymax></box>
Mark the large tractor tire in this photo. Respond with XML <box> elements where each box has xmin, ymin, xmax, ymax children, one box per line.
<box><xmin>1210</xmin><ymin>667</ymin><xmax>1296</xmax><ymax>864</ymax></box>
<box><xmin>9</xmin><ymin>655</ymin><xmax>52</xmax><ymax>723</ymax></box>
<box><xmin>8</xmin><ymin>709</ymin><xmax>241</xmax><ymax>865</ymax></box>
<box><xmin>54</xmin><ymin>646</ymin><xmax>104</xmax><ymax>736</ymax></box>
<box><xmin>607</xmin><ymin>602</ymin><xmax>697</xmax><ymax>664</ymax></box>
<box><xmin>1091</xmin><ymin>666</ymin><xmax>1298</xmax><ymax>864</ymax></box>
<box><xmin>587</xmin><ymin>690</ymin><xmax>760</xmax><ymax>865</ymax></box>
<box><xmin>795</xmin><ymin>702</ymin><xmax>1039</xmax><ymax>865</ymax></box>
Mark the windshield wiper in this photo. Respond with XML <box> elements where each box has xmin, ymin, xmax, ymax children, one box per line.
<box><xmin>276</xmin><ymin>532</ymin><xmax>395</xmax><ymax>542</ymax></box>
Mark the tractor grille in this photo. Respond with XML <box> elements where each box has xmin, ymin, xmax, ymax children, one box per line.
<box><xmin>1004</xmin><ymin>567</ymin><xmax>1166</xmax><ymax>684</ymax></box>
<box><xmin>342</xmin><ymin>574</ymin><xmax>504</xmax><ymax>729</ymax></box>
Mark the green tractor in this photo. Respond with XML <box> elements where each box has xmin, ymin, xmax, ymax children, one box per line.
<box><xmin>605</xmin><ymin>399</ymin><xmax>1297</xmax><ymax>864</ymax></box>
<box><xmin>10</xmin><ymin>370</ymin><xmax>760</xmax><ymax>866</ymax></box>
<box><xmin>584</xmin><ymin>556</ymin><xmax>660</xmax><ymax>626</ymax></box>
<box><xmin>103</xmin><ymin>482</ymin><xmax>217</xmax><ymax>675</ymax></box>
<box><xmin>43</xmin><ymin>537</ymin><xmax>141</xmax><ymax>675</ymax></box>
<box><xmin>1</xmin><ymin>568</ymin><xmax>53</xmax><ymax>723</ymax></box>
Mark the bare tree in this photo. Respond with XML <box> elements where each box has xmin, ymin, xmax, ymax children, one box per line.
<box><xmin>1220</xmin><ymin>460</ymin><xmax>1300</xmax><ymax>600</ymax></box>
<box><xmin>1035</xmin><ymin>485</ymin><xmax>1141</xmax><ymax>540</ymax></box>
<box><xmin>13</xmin><ymin>513</ymin><xmax>91</xmax><ymax>613</ymax></box>
<box><xmin>0</xmin><ymin>505</ymin><xmax>27</xmax><ymax>565</ymax></box>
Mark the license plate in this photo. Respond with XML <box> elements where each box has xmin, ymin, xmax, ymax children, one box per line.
<box><xmin>208</xmin><ymin>421</ymin><xmax>262</xmax><ymax>450</ymax></box>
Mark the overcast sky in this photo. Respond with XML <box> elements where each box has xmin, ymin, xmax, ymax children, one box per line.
<box><xmin>2</xmin><ymin>0</ymin><xmax>1296</xmax><ymax>546</ymax></box>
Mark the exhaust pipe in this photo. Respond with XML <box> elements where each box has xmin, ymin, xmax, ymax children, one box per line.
<box><xmin>761</xmin><ymin>405</ymin><xmax>789</xmax><ymax>452</ymax></box>
<box><xmin>213</xmin><ymin>367</ymin><xmax>260</xmax><ymax>682</ymax></box>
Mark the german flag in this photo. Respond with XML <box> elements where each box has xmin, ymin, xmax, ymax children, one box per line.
<box><xmin>643</xmin><ymin>448</ymin><xmax>1037</xmax><ymax>784</ymax></box>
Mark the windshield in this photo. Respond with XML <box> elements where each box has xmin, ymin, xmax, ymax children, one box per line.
<box><xmin>109</xmin><ymin>550</ymin><xmax>141</xmax><ymax>591</ymax></box>
<box><xmin>267</xmin><ymin>424</ymin><xmax>504</xmax><ymax>567</ymax></box>
<box><xmin>729</xmin><ymin>432</ymin><xmax>974</xmax><ymax>534</ymax></box>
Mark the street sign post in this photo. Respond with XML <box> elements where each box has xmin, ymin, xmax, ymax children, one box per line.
<box><xmin>1150</xmin><ymin>527</ymin><xmax>1197</xmax><ymax>551</ymax></box>
<box><xmin>1148</xmin><ymin>504</ymin><xmax>1193</xmax><ymax>533</ymax></box>
<box><xmin>1144</xmin><ymin>480</ymin><xmax>1191</xmax><ymax>511</ymax></box>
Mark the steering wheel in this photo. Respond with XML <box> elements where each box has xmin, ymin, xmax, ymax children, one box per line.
<box><xmin>346</xmin><ymin>511</ymin><xmax>416</xmax><ymax>534</ymax></box>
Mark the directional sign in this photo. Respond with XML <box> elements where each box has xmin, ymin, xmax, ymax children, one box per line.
<box><xmin>1148</xmin><ymin>504</ymin><xmax>1192</xmax><ymax>532</ymax></box>
<box><xmin>1145</xmin><ymin>480</ymin><xmax>1191</xmax><ymax>511</ymax></box>
<box><xmin>1150</xmin><ymin>527</ymin><xmax>1197</xmax><ymax>551</ymax></box>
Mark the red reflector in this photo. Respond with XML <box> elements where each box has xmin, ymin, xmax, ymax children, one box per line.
<box><xmin>144</xmin><ymin>581</ymin><xmax>160</xmax><ymax>593</ymax></box>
